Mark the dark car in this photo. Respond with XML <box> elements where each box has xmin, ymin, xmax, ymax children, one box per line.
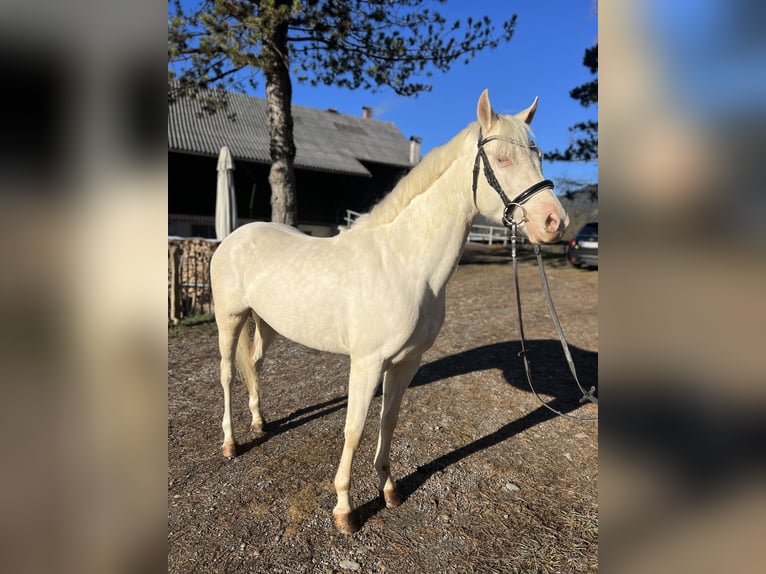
<box><xmin>567</xmin><ymin>221</ymin><xmax>598</xmax><ymax>268</ymax></box>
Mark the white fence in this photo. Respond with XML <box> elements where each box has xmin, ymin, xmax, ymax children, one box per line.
<box><xmin>466</xmin><ymin>224</ymin><xmax>511</xmax><ymax>245</ymax></box>
<box><xmin>344</xmin><ymin>209</ymin><xmax>363</xmax><ymax>228</ymax></box>
<box><xmin>344</xmin><ymin>209</ymin><xmax>510</xmax><ymax>245</ymax></box>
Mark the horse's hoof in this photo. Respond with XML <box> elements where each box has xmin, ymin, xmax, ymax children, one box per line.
<box><xmin>382</xmin><ymin>488</ymin><xmax>402</xmax><ymax>508</ymax></box>
<box><xmin>333</xmin><ymin>512</ymin><xmax>358</xmax><ymax>535</ymax></box>
<box><xmin>251</xmin><ymin>421</ymin><xmax>265</xmax><ymax>434</ymax></box>
<box><xmin>222</xmin><ymin>442</ymin><xmax>236</xmax><ymax>458</ymax></box>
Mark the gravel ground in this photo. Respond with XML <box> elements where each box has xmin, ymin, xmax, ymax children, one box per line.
<box><xmin>168</xmin><ymin>244</ymin><xmax>598</xmax><ymax>573</ymax></box>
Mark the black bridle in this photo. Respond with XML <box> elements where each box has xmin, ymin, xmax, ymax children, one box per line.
<box><xmin>471</xmin><ymin>129</ymin><xmax>597</xmax><ymax>420</ymax></box>
<box><xmin>471</xmin><ymin>129</ymin><xmax>554</xmax><ymax>229</ymax></box>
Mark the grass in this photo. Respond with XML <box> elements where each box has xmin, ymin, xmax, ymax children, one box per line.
<box><xmin>169</xmin><ymin>313</ymin><xmax>216</xmax><ymax>328</ymax></box>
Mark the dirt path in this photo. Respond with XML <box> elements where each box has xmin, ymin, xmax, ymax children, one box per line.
<box><xmin>168</xmin><ymin>246</ymin><xmax>598</xmax><ymax>573</ymax></box>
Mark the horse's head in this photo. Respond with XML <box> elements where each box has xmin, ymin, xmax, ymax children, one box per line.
<box><xmin>472</xmin><ymin>90</ymin><xmax>568</xmax><ymax>243</ymax></box>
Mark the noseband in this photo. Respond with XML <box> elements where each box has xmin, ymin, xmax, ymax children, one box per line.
<box><xmin>471</xmin><ymin>129</ymin><xmax>554</xmax><ymax>228</ymax></box>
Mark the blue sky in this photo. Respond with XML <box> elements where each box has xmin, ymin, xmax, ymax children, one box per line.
<box><xmin>174</xmin><ymin>1</ymin><xmax>598</xmax><ymax>190</ymax></box>
<box><xmin>289</xmin><ymin>1</ymin><xmax>598</xmax><ymax>190</ymax></box>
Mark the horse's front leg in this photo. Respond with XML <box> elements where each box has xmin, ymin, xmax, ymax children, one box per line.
<box><xmin>333</xmin><ymin>358</ymin><xmax>383</xmax><ymax>534</ymax></box>
<box><xmin>375</xmin><ymin>355</ymin><xmax>421</xmax><ymax>507</ymax></box>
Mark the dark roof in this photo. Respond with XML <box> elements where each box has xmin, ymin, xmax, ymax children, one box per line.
<box><xmin>168</xmin><ymin>89</ymin><xmax>413</xmax><ymax>177</ymax></box>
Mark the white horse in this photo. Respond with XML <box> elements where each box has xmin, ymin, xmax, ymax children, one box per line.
<box><xmin>210</xmin><ymin>90</ymin><xmax>568</xmax><ymax>534</ymax></box>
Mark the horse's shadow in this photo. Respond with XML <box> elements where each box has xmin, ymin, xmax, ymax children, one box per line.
<box><xmin>414</xmin><ymin>339</ymin><xmax>597</xmax><ymax>401</ymax></box>
<box><xmin>358</xmin><ymin>339</ymin><xmax>598</xmax><ymax>527</ymax></box>
<box><xmin>236</xmin><ymin>396</ymin><xmax>348</xmax><ymax>456</ymax></box>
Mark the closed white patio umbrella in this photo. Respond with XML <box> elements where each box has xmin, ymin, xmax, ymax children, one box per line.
<box><xmin>215</xmin><ymin>146</ymin><xmax>237</xmax><ymax>240</ymax></box>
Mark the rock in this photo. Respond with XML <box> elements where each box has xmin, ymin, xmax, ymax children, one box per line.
<box><xmin>339</xmin><ymin>558</ymin><xmax>361</xmax><ymax>571</ymax></box>
<box><xmin>504</xmin><ymin>482</ymin><xmax>520</xmax><ymax>492</ymax></box>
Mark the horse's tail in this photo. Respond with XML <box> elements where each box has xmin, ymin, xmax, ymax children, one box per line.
<box><xmin>235</xmin><ymin>313</ymin><xmax>257</xmax><ymax>391</ymax></box>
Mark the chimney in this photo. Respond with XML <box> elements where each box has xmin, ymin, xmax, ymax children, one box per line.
<box><xmin>409</xmin><ymin>136</ymin><xmax>422</xmax><ymax>165</ymax></box>
<box><xmin>362</xmin><ymin>106</ymin><xmax>372</xmax><ymax>119</ymax></box>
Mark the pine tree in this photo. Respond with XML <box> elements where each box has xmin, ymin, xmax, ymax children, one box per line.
<box><xmin>168</xmin><ymin>0</ymin><xmax>516</xmax><ymax>224</ymax></box>
<box><xmin>548</xmin><ymin>44</ymin><xmax>598</xmax><ymax>163</ymax></box>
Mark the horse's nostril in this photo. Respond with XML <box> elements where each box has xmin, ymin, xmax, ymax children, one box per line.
<box><xmin>545</xmin><ymin>214</ymin><xmax>559</xmax><ymax>233</ymax></box>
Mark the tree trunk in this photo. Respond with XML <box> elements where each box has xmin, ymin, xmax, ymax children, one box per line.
<box><xmin>263</xmin><ymin>15</ymin><xmax>297</xmax><ymax>226</ymax></box>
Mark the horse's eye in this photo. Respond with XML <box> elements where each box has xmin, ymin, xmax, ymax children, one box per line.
<box><xmin>497</xmin><ymin>156</ymin><xmax>511</xmax><ymax>166</ymax></box>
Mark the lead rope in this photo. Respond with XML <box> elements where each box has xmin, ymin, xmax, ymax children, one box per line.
<box><xmin>472</xmin><ymin>130</ymin><xmax>596</xmax><ymax>421</ymax></box>
<box><xmin>509</xmin><ymin>220</ymin><xmax>598</xmax><ymax>422</ymax></box>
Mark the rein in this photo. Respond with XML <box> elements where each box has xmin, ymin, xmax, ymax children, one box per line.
<box><xmin>472</xmin><ymin>131</ymin><xmax>598</xmax><ymax>422</ymax></box>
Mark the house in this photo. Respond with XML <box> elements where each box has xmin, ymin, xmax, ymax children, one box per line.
<box><xmin>168</xmin><ymin>89</ymin><xmax>420</xmax><ymax>238</ymax></box>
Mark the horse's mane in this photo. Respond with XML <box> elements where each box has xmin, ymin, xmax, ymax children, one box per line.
<box><xmin>351</xmin><ymin>124</ymin><xmax>476</xmax><ymax>229</ymax></box>
<box><xmin>352</xmin><ymin>115</ymin><xmax>532</xmax><ymax>229</ymax></box>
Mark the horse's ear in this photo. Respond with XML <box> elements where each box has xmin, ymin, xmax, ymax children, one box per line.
<box><xmin>514</xmin><ymin>96</ymin><xmax>539</xmax><ymax>126</ymax></box>
<box><xmin>477</xmin><ymin>89</ymin><xmax>496</xmax><ymax>132</ymax></box>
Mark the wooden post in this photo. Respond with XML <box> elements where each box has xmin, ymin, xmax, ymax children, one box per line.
<box><xmin>190</xmin><ymin>250</ymin><xmax>199</xmax><ymax>315</ymax></box>
<box><xmin>169</xmin><ymin>243</ymin><xmax>182</xmax><ymax>325</ymax></box>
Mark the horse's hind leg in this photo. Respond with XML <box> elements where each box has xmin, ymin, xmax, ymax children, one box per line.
<box><xmin>375</xmin><ymin>355</ymin><xmax>421</xmax><ymax>507</ymax></box>
<box><xmin>217</xmin><ymin>311</ymin><xmax>249</xmax><ymax>458</ymax></box>
<box><xmin>237</xmin><ymin>315</ymin><xmax>274</xmax><ymax>433</ymax></box>
<box><xmin>333</xmin><ymin>357</ymin><xmax>384</xmax><ymax>534</ymax></box>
